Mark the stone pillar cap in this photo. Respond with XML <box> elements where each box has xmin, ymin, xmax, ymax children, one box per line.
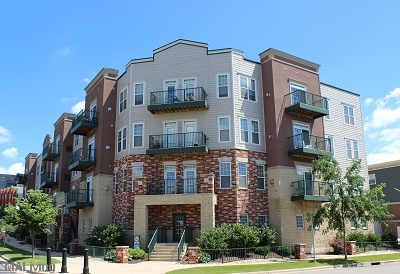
<box><xmin>116</xmin><ymin>246</ymin><xmax>130</xmax><ymax>248</ymax></box>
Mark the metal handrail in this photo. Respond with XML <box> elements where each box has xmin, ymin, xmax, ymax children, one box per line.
<box><xmin>148</xmin><ymin>132</ymin><xmax>207</xmax><ymax>149</ymax></box>
<box><xmin>66</xmin><ymin>189</ymin><xmax>93</xmax><ymax>204</ymax></box>
<box><xmin>147</xmin><ymin>179</ymin><xmax>199</xmax><ymax>195</ymax></box>
<box><xmin>149</xmin><ymin>87</ymin><xmax>207</xmax><ymax>105</ymax></box>
<box><xmin>69</xmin><ymin>148</ymin><xmax>96</xmax><ymax>165</ymax></box>
<box><xmin>43</xmin><ymin>142</ymin><xmax>60</xmax><ymax>156</ymax></box>
<box><xmin>72</xmin><ymin>109</ymin><xmax>98</xmax><ymax>128</ymax></box>
<box><xmin>177</xmin><ymin>227</ymin><xmax>187</xmax><ymax>261</ymax></box>
<box><xmin>291</xmin><ymin>180</ymin><xmax>329</xmax><ymax>196</ymax></box>
<box><xmin>147</xmin><ymin>227</ymin><xmax>159</xmax><ymax>261</ymax></box>
<box><xmin>284</xmin><ymin>90</ymin><xmax>328</xmax><ymax>110</ymax></box>
<box><xmin>288</xmin><ymin>133</ymin><xmax>332</xmax><ymax>153</ymax></box>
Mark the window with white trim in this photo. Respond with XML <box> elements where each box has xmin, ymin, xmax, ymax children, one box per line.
<box><xmin>239</xmin><ymin>214</ymin><xmax>249</xmax><ymax>225</ymax></box>
<box><xmin>119</xmin><ymin>88</ymin><xmax>127</xmax><ymax>113</ymax></box>
<box><xmin>121</xmin><ymin>216</ymin><xmax>126</xmax><ymax>231</ymax></box>
<box><xmin>117</xmin><ymin>127</ymin><xmax>127</xmax><ymax>153</ymax></box>
<box><xmin>83</xmin><ymin>219</ymin><xmax>87</xmax><ymax>232</ymax></box>
<box><xmin>240</xmin><ymin>76</ymin><xmax>256</xmax><ymax>101</ymax></box>
<box><xmin>345</xmin><ymin>139</ymin><xmax>359</xmax><ymax>159</ymax></box>
<box><xmin>134</xmin><ymin>83</ymin><xmax>144</xmax><ymax>105</ymax></box>
<box><xmin>343</xmin><ymin>104</ymin><xmax>355</xmax><ymax>125</ymax></box>
<box><xmin>217</xmin><ymin>74</ymin><xmax>229</xmax><ymax>98</ymax></box>
<box><xmin>220</xmin><ymin>162</ymin><xmax>231</xmax><ymax>188</ymax></box>
<box><xmin>325</xmin><ymin>135</ymin><xmax>334</xmax><ymax>155</ymax></box>
<box><xmin>258</xmin><ymin>215</ymin><xmax>267</xmax><ymax>226</ymax></box>
<box><xmin>350</xmin><ymin>219</ymin><xmax>357</xmax><ymax>229</ymax></box>
<box><xmin>251</xmin><ymin>120</ymin><xmax>260</xmax><ymax>144</ymax></box>
<box><xmin>325</xmin><ymin>99</ymin><xmax>331</xmax><ymax>119</ymax></box>
<box><xmin>113</xmin><ymin>172</ymin><xmax>118</xmax><ymax>195</ymax></box>
<box><xmin>132</xmin><ymin>166</ymin><xmax>143</xmax><ymax>191</ymax></box>
<box><xmin>133</xmin><ymin>123</ymin><xmax>144</xmax><ymax>147</ymax></box>
<box><xmin>362</xmin><ymin>220</ymin><xmax>368</xmax><ymax>230</ymax></box>
<box><xmin>122</xmin><ymin>169</ymin><xmax>127</xmax><ymax>192</ymax></box>
<box><xmin>290</xmin><ymin>82</ymin><xmax>307</xmax><ymax>104</ymax></box>
<box><xmin>257</xmin><ymin>165</ymin><xmax>266</xmax><ymax>190</ymax></box>
<box><xmin>218</xmin><ymin>117</ymin><xmax>230</xmax><ymax>142</ymax></box>
<box><xmin>368</xmin><ymin>174</ymin><xmax>376</xmax><ymax>185</ymax></box>
<box><xmin>74</xmin><ymin>135</ymin><xmax>80</xmax><ymax>147</ymax></box>
<box><xmin>296</xmin><ymin>215</ymin><xmax>304</xmax><ymax>230</ymax></box>
<box><xmin>240</xmin><ymin>118</ymin><xmax>249</xmax><ymax>143</ymax></box>
<box><xmin>239</xmin><ymin>162</ymin><xmax>248</xmax><ymax>188</ymax></box>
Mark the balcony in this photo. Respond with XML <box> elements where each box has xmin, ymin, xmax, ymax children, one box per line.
<box><xmin>291</xmin><ymin>180</ymin><xmax>329</xmax><ymax>202</ymax></box>
<box><xmin>70</xmin><ymin>110</ymin><xmax>98</xmax><ymax>136</ymax></box>
<box><xmin>68</xmin><ymin>148</ymin><xmax>96</xmax><ymax>171</ymax></box>
<box><xmin>65</xmin><ymin>189</ymin><xmax>94</xmax><ymax>208</ymax></box>
<box><xmin>146</xmin><ymin>132</ymin><xmax>208</xmax><ymax>155</ymax></box>
<box><xmin>40</xmin><ymin>172</ymin><xmax>58</xmax><ymax>189</ymax></box>
<box><xmin>288</xmin><ymin>133</ymin><xmax>333</xmax><ymax>159</ymax></box>
<box><xmin>42</xmin><ymin>143</ymin><xmax>60</xmax><ymax>161</ymax></box>
<box><xmin>147</xmin><ymin>179</ymin><xmax>199</xmax><ymax>195</ymax></box>
<box><xmin>284</xmin><ymin>91</ymin><xmax>329</xmax><ymax>119</ymax></box>
<box><xmin>147</xmin><ymin>87</ymin><xmax>208</xmax><ymax>114</ymax></box>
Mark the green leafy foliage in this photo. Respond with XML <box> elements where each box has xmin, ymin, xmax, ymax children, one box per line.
<box><xmin>381</xmin><ymin>232</ymin><xmax>397</xmax><ymax>242</ymax></box>
<box><xmin>347</xmin><ymin>231</ymin><xmax>367</xmax><ymax>242</ymax></box>
<box><xmin>104</xmin><ymin>249</ymin><xmax>116</xmax><ymax>261</ymax></box>
<box><xmin>84</xmin><ymin>225</ymin><xmax>107</xmax><ymax>246</ymax></box>
<box><xmin>366</xmin><ymin>232</ymin><xmax>380</xmax><ymax>242</ymax></box>
<box><xmin>198</xmin><ymin>250</ymin><xmax>211</xmax><ymax>263</ymax></box>
<box><xmin>229</xmin><ymin>223</ymin><xmax>260</xmax><ymax>248</ymax></box>
<box><xmin>197</xmin><ymin>223</ymin><xmax>231</xmax><ymax>249</ymax></box>
<box><xmin>85</xmin><ymin>224</ymin><xmax>123</xmax><ymax>247</ymax></box>
<box><xmin>257</xmin><ymin>224</ymin><xmax>277</xmax><ymax>246</ymax></box>
<box><xmin>128</xmin><ymin>248</ymin><xmax>147</xmax><ymax>260</ymax></box>
<box><xmin>329</xmin><ymin>238</ymin><xmax>344</xmax><ymax>255</ymax></box>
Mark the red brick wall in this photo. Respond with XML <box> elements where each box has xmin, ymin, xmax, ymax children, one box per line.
<box><xmin>148</xmin><ymin>204</ymin><xmax>201</xmax><ymax>230</ymax></box>
<box><xmin>384</xmin><ymin>203</ymin><xmax>400</xmax><ymax>235</ymax></box>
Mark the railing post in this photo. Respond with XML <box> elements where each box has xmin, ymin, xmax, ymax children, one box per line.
<box><xmin>46</xmin><ymin>247</ymin><xmax>51</xmax><ymax>271</ymax></box>
<box><xmin>60</xmin><ymin>248</ymin><xmax>68</xmax><ymax>273</ymax></box>
<box><xmin>222</xmin><ymin>249</ymin><xmax>224</xmax><ymax>264</ymax></box>
<box><xmin>82</xmin><ymin>248</ymin><xmax>89</xmax><ymax>274</ymax></box>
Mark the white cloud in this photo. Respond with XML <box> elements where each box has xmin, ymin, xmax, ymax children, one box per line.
<box><xmin>384</xmin><ymin>87</ymin><xmax>400</xmax><ymax>101</ymax></box>
<box><xmin>61</xmin><ymin>97</ymin><xmax>76</xmax><ymax>103</ymax></box>
<box><xmin>57</xmin><ymin>46</ymin><xmax>71</xmax><ymax>56</ymax></box>
<box><xmin>83</xmin><ymin>78</ymin><xmax>91</xmax><ymax>84</ymax></box>
<box><xmin>365</xmin><ymin>107</ymin><xmax>400</xmax><ymax>130</ymax></box>
<box><xmin>0</xmin><ymin>162</ymin><xmax>24</xmax><ymax>175</ymax></box>
<box><xmin>367</xmin><ymin>152</ymin><xmax>400</xmax><ymax>165</ymax></box>
<box><xmin>364</xmin><ymin>98</ymin><xmax>373</xmax><ymax>106</ymax></box>
<box><xmin>2</xmin><ymin>147</ymin><xmax>18</xmax><ymax>159</ymax></box>
<box><xmin>71</xmin><ymin>101</ymin><xmax>85</xmax><ymax>114</ymax></box>
<box><xmin>0</xmin><ymin>125</ymin><xmax>11</xmax><ymax>143</ymax></box>
<box><xmin>378</xmin><ymin>128</ymin><xmax>400</xmax><ymax>142</ymax></box>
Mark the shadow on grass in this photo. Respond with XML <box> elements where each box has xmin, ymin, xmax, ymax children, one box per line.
<box><xmin>316</xmin><ymin>258</ymin><xmax>357</xmax><ymax>265</ymax></box>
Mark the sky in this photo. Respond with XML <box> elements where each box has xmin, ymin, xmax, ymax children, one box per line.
<box><xmin>0</xmin><ymin>0</ymin><xmax>399</xmax><ymax>175</ymax></box>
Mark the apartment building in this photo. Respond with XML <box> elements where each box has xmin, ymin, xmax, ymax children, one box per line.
<box><xmin>368</xmin><ymin>160</ymin><xmax>400</xmax><ymax>237</ymax></box>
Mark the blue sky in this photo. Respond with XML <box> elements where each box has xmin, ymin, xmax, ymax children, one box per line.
<box><xmin>0</xmin><ymin>0</ymin><xmax>399</xmax><ymax>174</ymax></box>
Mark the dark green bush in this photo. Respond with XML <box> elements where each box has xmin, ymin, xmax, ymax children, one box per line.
<box><xmin>197</xmin><ymin>223</ymin><xmax>230</xmax><ymax>249</ymax></box>
<box><xmin>85</xmin><ymin>224</ymin><xmax>123</xmax><ymax>247</ymax></box>
<box><xmin>128</xmin><ymin>248</ymin><xmax>147</xmax><ymax>260</ymax></box>
<box><xmin>366</xmin><ymin>232</ymin><xmax>380</xmax><ymax>242</ymax></box>
<box><xmin>257</xmin><ymin>225</ymin><xmax>277</xmax><ymax>246</ymax></box>
<box><xmin>198</xmin><ymin>251</ymin><xmax>211</xmax><ymax>263</ymax></box>
<box><xmin>277</xmin><ymin>246</ymin><xmax>294</xmax><ymax>257</ymax></box>
<box><xmin>229</xmin><ymin>223</ymin><xmax>260</xmax><ymax>248</ymax></box>
<box><xmin>104</xmin><ymin>249</ymin><xmax>116</xmax><ymax>261</ymax></box>
<box><xmin>85</xmin><ymin>225</ymin><xmax>107</xmax><ymax>246</ymax></box>
<box><xmin>381</xmin><ymin>232</ymin><xmax>397</xmax><ymax>242</ymax></box>
<box><xmin>347</xmin><ymin>231</ymin><xmax>367</xmax><ymax>242</ymax></box>
<box><xmin>254</xmin><ymin>246</ymin><xmax>271</xmax><ymax>255</ymax></box>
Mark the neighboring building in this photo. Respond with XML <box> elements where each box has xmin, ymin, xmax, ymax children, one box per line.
<box><xmin>368</xmin><ymin>160</ymin><xmax>400</xmax><ymax>237</ymax></box>
<box><xmin>0</xmin><ymin>174</ymin><xmax>16</xmax><ymax>189</ymax></box>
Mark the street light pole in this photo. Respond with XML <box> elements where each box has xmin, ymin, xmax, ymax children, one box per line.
<box><xmin>311</xmin><ymin>213</ymin><xmax>316</xmax><ymax>264</ymax></box>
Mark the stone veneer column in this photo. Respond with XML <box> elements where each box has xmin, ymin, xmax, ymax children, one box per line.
<box><xmin>187</xmin><ymin>247</ymin><xmax>199</xmax><ymax>264</ymax></box>
<box><xmin>346</xmin><ymin>241</ymin><xmax>356</xmax><ymax>255</ymax></box>
<box><xmin>115</xmin><ymin>246</ymin><xmax>129</xmax><ymax>263</ymax></box>
<box><xmin>294</xmin><ymin>244</ymin><xmax>306</xmax><ymax>259</ymax></box>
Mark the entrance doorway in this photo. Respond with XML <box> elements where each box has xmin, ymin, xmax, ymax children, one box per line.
<box><xmin>173</xmin><ymin>213</ymin><xmax>186</xmax><ymax>242</ymax></box>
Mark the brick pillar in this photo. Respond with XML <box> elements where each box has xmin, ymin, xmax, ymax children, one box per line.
<box><xmin>200</xmin><ymin>174</ymin><xmax>214</xmax><ymax>194</ymax></box>
<box><xmin>187</xmin><ymin>247</ymin><xmax>199</xmax><ymax>264</ymax></box>
<box><xmin>294</xmin><ymin>244</ymin><xmax>306</xmax><ymax>259</ymax></box>
<box><xmin>135</xmin><ymin>177</ymin><xmax>147</xmax><ymax>195</ymax></box>
<box><xmin>69</xmin><ymin>243</ymin><xmax>79</xmax><ymax>255</ymax></box>
<box><xmin>116</xmin><ymin>246</ymin><xmax>129</xmax><ymax>263</ymax></box>
<box><xmin>346</xmin><ymin>241</ymin><xmax>356</xmax><ymax>255</ymax></box>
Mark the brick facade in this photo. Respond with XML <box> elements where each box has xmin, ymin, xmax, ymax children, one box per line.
<box><xmin>148</xmin><ymin>204</ymin><xmax>201</xmax><ymax>230</ymax></box>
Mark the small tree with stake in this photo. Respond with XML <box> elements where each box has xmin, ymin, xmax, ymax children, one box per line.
<box><xmin>4</xmin><ymin>189</ymin><xmax>59</xmax><ymax>258</ymax></box>
<box><xmin>309</xmin><ymin>154</ymin><xmax>393</xmax><ymax>260</ymax></box>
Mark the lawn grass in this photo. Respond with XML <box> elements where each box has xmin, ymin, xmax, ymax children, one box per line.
<box><xmin>0</xmin><ymin>243</ymin><xmax>60</xmax><ymax>265</ymax></box>
<box><xmin>167</xmin><ymin>252</ymin><xmax>400</xmax><ymax>274</ymax></box>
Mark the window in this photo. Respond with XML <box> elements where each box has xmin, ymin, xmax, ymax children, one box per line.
<box><xmin>239</xmin><ymin>214</ymin><xmax>249</xmax><ymax>225</ymax></box>
<box><xmin>83</xmin><ymin>219</ymin><xmax>87</xmax><ymax>232</ymax></box>
<box><xmin>74</xmin><ymin>135</ymin><xmax>79</xmax><ymax>147</ymax></box>
<box><xmin>240</xmin><ymin>76</ymin><xmax>256</xmax><ymax>101</ymax></box>
<box><xmin>350</xmin><ymin>219</ymin><xmax>357</xmax><ymax>229</ymax></box>
<box><xmin>119</xmin><ymin>88</ymin><xmax>127</xmax><ymax>113</ymax></box>
<box><xmin>240</xmin><ymin>118</ymin><xmax>249</xmax><ymax>143</ymax></box>
<box><xmin>132</xmin><ymin>166</ymin><xmax>143</xmax><ymax>191</ymax></box>
<box><xmin>290</xmin><ymin>82</ymin><xmax>307</xmax><ymax>104</ymax></box>
<box><xmin>122</xmin><ymin>169</ymin><xmax>127</xmax><ymax>192</ymax></box>
<box><xmin>362</xmin><ymin>220</ymin><xmax>368</xmax><ymax>230</ymax></box>
<box><xmin>134</xmin><ymin>83</ymin><xmax>144</xmax><ymax>105</ymax></box>
<box><xmin>258</xmin><ymin>215</ymin><xmax>267</xmax><ymax>226</ymax></box>
<box><xmin>343</xmin><ymin>104</ymin><xmax>355</xmax><ymax>125</ymax></box>
<box><xmin>325</xmin><ymin>99</ymin><xmax>331</xmax><ymax>119</ymax></box>
<box><xmin>218</xmin><ymin>117</ymin><xmax>230</xmax><ymax>142</ymax></box>
<box><xmin>368</xmin><ymin>174</ymin><xmax>376</xmax><ymax>185</ymax></box>
<box><xmin>257</xmin><ymin>165</ymin><xmax>266</xmax><ymax>190</ymax></box>
<box><xmin>346</xmin><ymin>139</ymin><xmax>359</xmax><ymax>159</ymax></box>
<box><xmin>113</xmin><ymin>173</ymin><xmax>118</xmax><ymax>195</ymax></box>
<box><xmin>296</xmin><ymin>215</ymin><xmax>304</xmax><ymax>230</ymax></box>
<box><xmin>133</xmin><ymin>123</ymin><xmax>144</xmax><ymax>147</ymax></box>
<box><xmin>325</xmin><ymin>135</ymin><xmax>334</xmax><ymax>155</ymax></box>
<box><xmin>220</xmin><ymin>162</ymin><xmax>231</xmax><ymax>188</ymax></box>
<box><xmin>113</xmin><ymin>218</ymin><xmax>117</xmax><ymax>225</ymax></box>
<box><xmin>89</xmin><ymin>218</ymin><xmax>93</xmax><ymax>232</ymax></box>
<box><xmin>121</xmin><ymin>217</ymin><xmax>126</xmax><ymax>231</ymax></box>
<box><xmin>217</xmin><ymin>74</ymin><xmax>229</xmax><ymax>97</ymax></box>
<box><xmin>251</xmin><ymin>120</ymin><xmax>260</xmax><ymax>144</ymax></box>
<box><xmin>117</xmin><ymin>127</ymin><xmax>127</xmax><ymax>153</ymax></box>
<box><xmin>239</xmin><ymin>162</ymin><xmax>247</xmax><ymax>188</ymax></box>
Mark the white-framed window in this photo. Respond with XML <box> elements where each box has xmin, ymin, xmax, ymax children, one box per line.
<box><xmin>113</xmin><ymin>172</ymin><xmax>118</xmax><ymax>195</ymax></box>
<box><xmin>74</xmin><ymin>135</ymin><xmax>80</xmax><ymax>147</ymax></box>
<box><xmin>325</xmin><ymin>135</ymin><xmax>334</xmax><ymax>155</ymax></box>
<box><xmin>117</xmin><ymin>127</ymin><xmax>127</xmax><ymax>153</ymax></box>
<box><xmin>296</xmin><ymin>215</ymin><xmax>304</xmax><ymax>230</ymax></box>
<box><xmin>343</xmin><ymin>104</ymin><xmax>355</xmax><ymax>125</ymax></box>
<box><xmin>258</xmin><ymin>215</ymin><xmax>267</xmax><ymax>226</ymax></box>
<box><xmin>368</xmin><ymin>174</ymin><xmax>376</xmax><ymax>185</ymax></box>
<box><xmin>121</xmin><ymin>216</ymin><xmax>126</xmax><ymax>231</ymax></box>
<box><xmin>133</xmin><ymin>123</ymin><xmax>144</xmax><ymax>147</ymax></box>
<box><xmin>257</xmin><ymin>165</ymin><xmax>266</xmax><ymax>190</ymax></box>
<box><xmin>345</xmin><ymin>139</ymin><xmax>359</xmax><ymax>159</ymax></box>
<box><xmin>122</xmin><ymin>169</ymin><xmax>127</xmax><ymax>192</ymax></box>
<box><xmin>350</xmin><ymin>219</ymin><xmax>357</xmax><ymax>229</ymax></box>
<box><xmin>325</xmin><ymin>99</ymin><xmax>331</xmax><ymax>119</ymax></box>
<box><xmin>220</xmin><ymin>162</ymin><xmax>231</xmax><ymax>189</ymax></box>
<box><xmin>240</xmin><ymin>76</ymin><xmax>256</xmax><ymax>101</ymax></box>
<box><xmin>239</xmin><ymin>214</ymin><xmax>249</xmax><ymax>225</ymax></box>
<box><xmin>251</xmin><ymin>120</ymin><xmax>260</xmax><ymax>144</ymax></box>
<box><xmin>83</xmin><ymin>219</ymin><xmax>87</xmax><ymax>232</ymax></box>
<box><xmin>119</xmin><ymin>87</ymin><xmax>127</xmax><ymax>113</ymax></box>
<box><xmin>89</xmin><ymin>218</ymin><xmax>93</xmax><ymax>232</ymax></box>
<box><xmin>217</xmin><ymin>74</ymin><xmax>229</xmax><ymax>98</ymax></box>
<box><xmin>362</xmin><ymin>220</ymin><xmax>368</xmax><ymax>230</ymax></box>
<box><xmin>290</xmin><ymin>82</ymin><xmax>307</xmax><ymax>104</ymax></box>
<box><xmin>134</xmin><ymin>83</ymin><xmax>144</xmax><ymax>105</ymax></box>
<box><xmin>132</xmin><ymin>166</ymin><xmax>143</xmax><ymax>191</ymax></box>
<box><xmin>218</xmin><ymin>117</ymin><xmax>230</xmax><ymax>142</ymax></box>
<box><xmin>240</xmin><ymin>118</ymin><xmax>249</xmax><ymax>143</ymax></box>
<box><xmin>239</xmin><ymin>162</ymin><xmax>248</xmax><ymax>188</ymax></box>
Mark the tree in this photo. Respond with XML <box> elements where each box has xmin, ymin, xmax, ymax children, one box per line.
<box><xmin>310</xmin><ymin>155</ymin><xmax>393</xmax><ymax>260</ymax></box>
<box><xmin>4</xmin><ymin>189</ymin><xmax>59</xmax><ymax>258</ymax></box>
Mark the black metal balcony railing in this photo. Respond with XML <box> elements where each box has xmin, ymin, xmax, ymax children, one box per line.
<box><xmin>40</xmin><ymin>172</ymin><xmax>58</xmax><ymax>188</ymax></box>
<box><xmin>71</xmin><ymin>109</ymin><xmax>98</xmax><ymax>135</ymax></box>
<box><xmin>66</xmin><ymin>189</ymin><xmax>94</xmax><ymax>208</ymax></box>
<box><xmin>42</xmin><ymin>142</ymin><xmax>60</xmax><ymax>161</ymax></box>
<box><xmin>291</xmin><ymin>180</ymin><xmax>330</xmax><ymax>202</ymax></box>
<box><xmin>147</xmin><ymin>132</ymin><xmax>208</xmax><ymax>154</ymax></box>
<box><xmin>147</xmin><ymin>179</ymin><xmax>199</xmax><ymax>195</ymax></box>
<box><xmin>284</xmin><ymin>91</ymin><xmax>329</xmax><ymax>119</ymax></box>
<box><xmin>69</xmin><ymin>148</ymin><xmax>96</xmax><ymax>171</ymax></box>
<box><xmin>288</xmin><ymin>133</ymin><xmax>332</xmax><ymax>157</ymax></box>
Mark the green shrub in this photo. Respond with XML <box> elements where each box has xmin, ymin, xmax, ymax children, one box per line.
<box><xmin>85</xmin><ymin>224</ymin><xmax>123</xmax><ymax>247</ymax></box>
<box><xmin>198</xmin><ymin>251</ymin><xmax>211</xmax><ymax>263</ymax></box>
<box><xmin>329</xmin><ymin>238</ymin><xmax>344</xmax><ymax>254</ymax></box>
<box><xmin>381</xmin><ymin>232</ymin><xmax>397</xmax><ymax>242</ymax></box>
<box><xmin>366</xmin><ymin>232</ymin><xmax>380</xmax><ymax>242</ymax></box>
<box><xmin>128</xmin><ymin>248</ymin><xmax>147</xmax><ymax>260</ymax></box>
<box><xmin>229</xmin><ymin>223</ymin><xmax>259</xmax><ymax>248</ymax></box>
<box><xmin>85</xmin><ymin>225</ymin><xmax>107</xmax><ymax>246</ymax></box>
<box><xmin>197</xmin><ymin>223</ymin><xmax>230</xmax><ymax>249</ymax></box>
<box><xmin>257</xmin><ymin>225</ymin><xmax>277</xmax><ymax>246</ymax></box>
<box><xmin>104</xmin><ymin>249</ymin><xmax>116</xmax><ymax>261</ymax></box>
<box><xmin>277</xmin><ymin>246</ymin><xmax>294</xmax><ymax>257</ymax></box>
<box><xmin>254</xmin><ymin>246</ymin><xmax>270</xmax><ymax>255</ymax></box>
<box><xmin>347</xmin><ymin>231</ymin><xmax>367</xmax><ymax>242</ymax></box>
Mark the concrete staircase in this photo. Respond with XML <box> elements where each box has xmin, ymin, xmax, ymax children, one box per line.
<box><xmin>149</xmin><ymin>243</ymin><xmax>182</xmax><ymax>261</ymax></box>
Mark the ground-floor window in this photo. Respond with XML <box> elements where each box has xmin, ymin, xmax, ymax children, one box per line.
<box><xmin>296</xmin><ymin>214</ymin><xmax>304</xmax><ymax>230</ymax></box>
<box><xmin>258</xmin><ymin>215</ymin><xmax>267</xmax><ymax>226</ymax></box>
<box><xmin>121</xmin><ymin>216</ymin><xmax>126</xmax><ymax>231</ymax></box>
<box><xmin>239</xmin><ymin>214</ymin><xmax>249</xmax><ymax>225</ymax></box>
